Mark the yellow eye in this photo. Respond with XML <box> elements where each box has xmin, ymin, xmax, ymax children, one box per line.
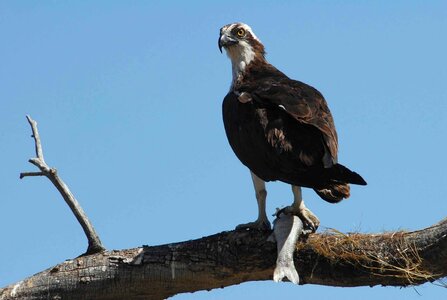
<box><xmin>236</xmin><ymin>28</ymin><xmax>246</xmax><ymax>37</ymax></box>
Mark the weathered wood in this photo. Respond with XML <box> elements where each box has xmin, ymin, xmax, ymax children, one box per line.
<box><xmin>1</xmin><ymin>219</ymin><xmax>446</xmax><ymax>300</ymax></box>
<box><xmin>20</xmin><ymin>115</ymin><xmax>105</xmax><ymax>255</ymax></box>
<box><xmin>5</xmin><ymin>116</ymin><xmax>444</xmax><ymax>299</ymax></box>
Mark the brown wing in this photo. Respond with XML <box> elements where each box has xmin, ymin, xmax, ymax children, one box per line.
<box><xmin>237</xmin><ymin>67</ymin><xmax>338</xmax><ymax>164</ymax></box>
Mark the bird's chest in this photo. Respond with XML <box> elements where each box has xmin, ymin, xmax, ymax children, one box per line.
<box><xmin>223</xmin><ymin>93</ymin><xmax>291</xmax><ymax>181</ymax></box>
<box><xmin>223</xmin><ymin>95</ymin><xmax>266</xmax><ymax>139</ymax></box>
<box><xmin>223</xmin><ymin>92</ymin><xmax>289</xmax><ymax>156</ymax></box>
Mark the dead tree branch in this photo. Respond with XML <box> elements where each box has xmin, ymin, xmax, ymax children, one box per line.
<box><xmin>0</xmin><ymin>219</ymin><xmax>446</xmax><ymax>299</ymax></box>
<box><xmin>19</xmin><ymin>115</ymin><xmax>105</xmax><ymax>255</ymax></box>
<box><xmin>1</xmin><ymin>116</ymin><xmax>444</xmax><ymax>299</ymax></box>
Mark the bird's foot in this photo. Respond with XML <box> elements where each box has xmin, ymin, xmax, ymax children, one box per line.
<box><xmin>276</xmin><ymin>206</ymin><xmax>320</xmax><ymax>235</ymax></box>
<box><xmin>236</xmin><ymin>218</ymin><xmax>271</xmax><ymax>231</ymax></box>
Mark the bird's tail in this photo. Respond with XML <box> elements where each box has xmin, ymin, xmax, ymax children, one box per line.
<box><xmin>314</xmin><ymin>164</ymin><xmax>367</xmax><ymax>203</ymax></box>
<box><xmin>314</xmin><ymin>182</ymin><xmax>350</xmax><ymax>203</ymax></box>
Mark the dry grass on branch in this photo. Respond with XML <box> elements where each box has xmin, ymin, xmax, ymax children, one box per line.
<box><xmin>298</xmin><ymin>229</ymin><xmax>440</xmax><ymax>285</ymax></box>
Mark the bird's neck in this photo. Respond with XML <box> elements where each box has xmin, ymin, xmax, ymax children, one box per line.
<box><xmin>230</xmin><ymin>62</ymin><xmax>246</xmax><ymax>90</ymax></box>
<box><xmin>229</xmin><ymin>52</ymin><xmax>266</xmax><ymax>90</ymax></box>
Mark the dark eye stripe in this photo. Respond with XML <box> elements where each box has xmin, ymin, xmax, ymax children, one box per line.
<box><xmin>232</xmin><ymin>27</ymin><xmax>243</xmax><ymax>36</ymax></box>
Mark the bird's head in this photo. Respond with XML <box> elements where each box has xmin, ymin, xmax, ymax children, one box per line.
<box><xmin>219</xmin><ymin>23</ymin><xmax>266</xmax><ymax>77</ymax></box>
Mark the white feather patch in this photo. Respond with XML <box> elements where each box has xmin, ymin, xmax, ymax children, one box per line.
<box><xmin>220</xmin><ymin>23</ymin><xmax>257</xmax><ymax>85</ymax></box>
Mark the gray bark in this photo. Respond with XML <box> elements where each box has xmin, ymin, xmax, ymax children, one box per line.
<box><xmin>4</xmin><ymin>116</ymin><xmax>444</xmax><ymax>299</ymax></box>
<box><xmin>1</xmin><ymin>218</ymin><xmax>446</xmax><ymax>300</ymax></box>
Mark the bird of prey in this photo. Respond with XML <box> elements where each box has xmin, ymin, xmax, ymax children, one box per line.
<box><xmin>218</xmin><ymin>22</ymin><xmax>366</xmax><ymax>233</ymax></box>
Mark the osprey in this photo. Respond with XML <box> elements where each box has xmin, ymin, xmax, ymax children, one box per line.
<box><xmin>219</xmin><ymin>23</ymin><xmax>366</xmax><ymax>233</ymax></box>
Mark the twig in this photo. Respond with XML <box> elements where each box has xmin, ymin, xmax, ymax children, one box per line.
<box><xmin>19</xmin><ymin>171</ymin><xmax>45</xmax><ymax>179</ymax></box>
<box><xmin>27</xmin><ymin>115</ymin><xmax>45</xmax><ymax>163</ymax></box>
<box><xmin>20</xmin><ymin>115</ymin><xmax>105</xmax><ymax>255</ymax></box>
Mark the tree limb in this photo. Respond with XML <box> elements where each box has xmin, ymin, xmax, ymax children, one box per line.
<box><xmin>3</xmin><ymin>116</ymin><xmax>445</xmax><ymax>299</ymax></box>
<box><xmin>1</xmin><ymin>219</ymin><xmax>446</xmax><ymax>299</ymax></box>
<box><xmin>19</xmin><ymin>115</ymin><xmax>105</xmax><ymax>255</ymax></box>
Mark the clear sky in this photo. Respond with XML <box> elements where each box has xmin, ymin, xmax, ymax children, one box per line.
<box><xmin>1</xmin><ymin>1</ymin><xmax>446</xmax><ymax>299</ymax></box>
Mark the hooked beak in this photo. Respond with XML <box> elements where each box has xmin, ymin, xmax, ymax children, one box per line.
<box><xmin>218</xmin><ymin>34</ymin><xmax>238</xmax><ymax>53</ymax></box>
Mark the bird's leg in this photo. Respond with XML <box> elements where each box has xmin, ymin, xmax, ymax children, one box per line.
<box><xmin>277</xmin><ymin>186</ymin><xmax>320</xmax><ymax>234</ymax></box>
<box><xmin>236</xmin><ymin>172</ymin><xmax>271</xmax><ymax>230</ymax></box>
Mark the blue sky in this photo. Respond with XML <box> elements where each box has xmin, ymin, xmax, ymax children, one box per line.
<box><xmin>1</xmin><ymin>1</ymin><xmax>446</xmax><ymax>299</ymax></box>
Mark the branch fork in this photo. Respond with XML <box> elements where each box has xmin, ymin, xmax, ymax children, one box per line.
<box><xmin>20</xmin><ymin>115</ymin><xmax>105</xmax><ymax>255</ymax></box>
<box><xmin>0</xmin><ymin>115</ymin><xmax>444</xmax><ymax>299</ymax></box>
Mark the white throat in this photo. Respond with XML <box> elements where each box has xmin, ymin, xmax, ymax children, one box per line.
<box><xmin>225</xmin><ymin>40</ymin><xmax>255</xmax><ymax>86</ymax></box>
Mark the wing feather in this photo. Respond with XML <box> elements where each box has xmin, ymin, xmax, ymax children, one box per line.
<box><xmin>237</xmin><ymin>65</ymin><xmax>338</xmax><ymax>164</ymax></box>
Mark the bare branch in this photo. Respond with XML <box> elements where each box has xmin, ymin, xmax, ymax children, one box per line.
<box><xmin>20</xmin><ymin>115</ymin><xmax>105</xmax><ymax>255</ymax></box>
<box><xmin>19</xmin><ymin>171</ymin><xmax>45</xmax><ymax>179</ymax></box>
<box><xmin>1</xmin><ymin>219</ymin><xmax>446</xmax><ymax>299</ymax></box>
<box><xmin>28</xmin><ymin>158</ymin><xmax>50</xmax><ymax>172</ymax></box>
<box><xmin>25</xmin><ymin>115</ymin><xmax>45</xmax><ymax>163</ymax></box>
<box><xmin>6</xmin><ymin>116</ymin><xmax>444</xmax><ymax>299</ymax></box>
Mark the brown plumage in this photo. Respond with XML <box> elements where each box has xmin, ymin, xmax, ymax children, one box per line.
<box><xmin>219</xmin><ymin>23</ymin><xmax>366</xmax><ymax>204</ymax></box>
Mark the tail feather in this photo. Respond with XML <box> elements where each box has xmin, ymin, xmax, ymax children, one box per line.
<box><xmin>314</xmin><ymin>183</ymin><xmax>350</xmax><ymax>203</ymax></box>
<box><xmin>315</xmin><ymin>164</ymin><xmax>366</xmax><ymax>203</ymax></box>
<box><xmin>327</xmin><ymin>164</ymin><xmax>367</xmax><ymax>186</ymax></box>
